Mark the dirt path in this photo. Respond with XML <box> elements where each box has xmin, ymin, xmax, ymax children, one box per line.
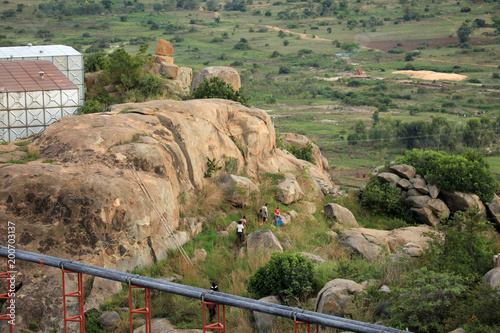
<box><xmin>262</xmin><ymin>25</ymin><xmax>334</xmax><ymax>41</ymax></box>
<box><xmin>393</xmin><ymin>70</ymin><xmax>467</xmax><ymax>81</ymax></box>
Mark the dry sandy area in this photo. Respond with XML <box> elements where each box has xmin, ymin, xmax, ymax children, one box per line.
<box><xmin>392</xmin><ymin>70</ymin><xmax>467</xmax><ymax>81</ymax></box>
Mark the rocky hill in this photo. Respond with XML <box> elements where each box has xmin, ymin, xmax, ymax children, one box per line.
<box><xmin>0</xmin><ymin>99</ymin><xmax>334</xmax><ymax>331</ymax></box>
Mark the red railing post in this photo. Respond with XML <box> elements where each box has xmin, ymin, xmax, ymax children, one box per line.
<box><xmin>294</xmin><ymin>320</ymin><xmax>319</xmax><ymax>333</ymax></box>
<box><xmin>0</xmin><ymin>256</ymin><xmax>14</xmax><ymax>333</ymax></box>
<box><xmin>62</xmin><ymin>270</ymin><xmax>85</xmax><ymax>333</ymax></box>
<box><xmin>202</xmin><ymin>300</ymin><xmax>225</xmax><ymax>333</ymax></box>
<box><xmin>129</xmin><ymin>285</ymin><xmax>152</xmax><ymax>333</ymax></box>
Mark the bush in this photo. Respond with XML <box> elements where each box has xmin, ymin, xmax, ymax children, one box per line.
<box><xmin>361</xmin><ymin>177</ymin><xmax>414</xmax><ymax>221</ymax></box>
<box><xmin>247</xmin><ymin>252</ymin><xmax>314</xmax><ymax>301</ymax></box>
<box><xmin>138</xmin><ymin>74</ymin><xmax>163</xmax><ymax>97</ymax></box>
<box><xmin>396</xmin><ymin>149</ymin><xmax>496</xmax><ymax>202</ymax></box>
<box><xmin>191</xmin><ymin>77</ymin><xmax>249</xmax><ymax>106</ymax></box>
<box><xmin>287</xmin><ymin>142</ymin><xmax>314</xmax><ymax>164</ymax></box>
<box><xmin>77</xmin><ymin>100</ymin><xmax>104</xmax><ymax>114</ymax></box>
<box><xmin>84</xmin><ymin>52</ymin><xmax>107</xmax><ymax>73</ymax></box>
<box><xmin>387</xmin><ymin>267</ymin><xmax>469</xmax><ymax>332</ymax></box>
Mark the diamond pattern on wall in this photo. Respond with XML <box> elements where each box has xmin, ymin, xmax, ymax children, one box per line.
<box><xmin>9</xmin><ymin>128</ymin><xmax>27</xmax><ymax>141</ymax></box>
<box><xmin>63</xmin><ymin>107</ymin><xmax>78</xmax><ymax>117</ymax></box>
<box><xmin>62</xmin><ymin>89</ymin><xmax>79</xmax><ymax>107</ymax></box>
<box><xmin>0</xmin><ymin>128</ymin><xmax>7</xmax><ymax>142</ymax></box>
<box><xmin>9</xmin><ymin>110</ymin><xmax>26</xmax><ymax>127</ymax></box>
<box><xmin>68</xmin><ymin>55</ymin><xmax>83</xmax><ymax>70</ymax></box>
<box><xmin>27</xmin><ymin>109</ymin><xmax>44</xmax><ymax>126</ymax></box>
<box><xmin>0</xmin><ymin>111</ymin><xmax>8</xmax><ymax>128</ymax></box>
<box><xmin>53</xmin><ymin>56</ymin><xmax>67</xmax><ymax>71</ymax></box>
<box><xmin>26</xmin><ymin>91</ymin><xmax>44</xmax><ymax>109</ymax></box>
<box><xmin>44</xmin><ymin>108</ymin><xmax>62</xmax><ymax>125</ymax></box>
<box><xmin>44</xmin><ymin>90</ymin><xmax>61</xmax><ymax>108</ymax></box>
<box><xmin>27</xmin><ymin>126</ymin><xmax>45</xmax><ymax>137</ymax></box>
<box><xmin>8</xmin><ymin>92</ymin><xmax>25</xmax><ymax>109</ymax></box>
<box><xmin>69</xmin><ymin>71</ymin><xmax>83</xmax><ymax>85</ymax></box>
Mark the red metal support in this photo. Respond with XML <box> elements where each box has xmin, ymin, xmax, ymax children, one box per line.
<box><xmin>129</xmin><ymin>285</ymin><xmax>152</xmax><ymax>333</ymax></box>
<box><xmin>0</xmin><ymin>256</ymin><xmax>14</xmax><ymax>333</ymax></box>
<box><xmin>294</xmin><ymin>320</ymin><xmax>319</xmax><ymax>333</ymax></box>
<box><xmin>62</xmin><ymin>270</ymin><xmax>85</xmax><ymax>333</ymax></box>
<box><xmin>202</xmin><ymin>301</ymin><xmax>225</xmax><ymax>333</ymax></box>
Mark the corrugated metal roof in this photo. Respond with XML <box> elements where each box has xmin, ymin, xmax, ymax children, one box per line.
<box><xmin>0</xmin><ymin>60</ymin><xmax>77</xmax><ymax>92</ymax></box>
<box><xmin>0</xmin><ymin>45</ymin><xmax>81</xmax><ymax>59</ymax></box>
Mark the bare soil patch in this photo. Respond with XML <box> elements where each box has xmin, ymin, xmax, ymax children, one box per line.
<box><xmin>392</xmin><ymin>70</ymin><xmax>467</xmax><ymax>81</ymax></box>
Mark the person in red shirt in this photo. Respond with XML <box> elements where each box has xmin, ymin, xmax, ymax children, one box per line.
<box><xmin>274</xmin><ymin>206</ymin><xmax>281</xmax><ymax>226</ymax></box>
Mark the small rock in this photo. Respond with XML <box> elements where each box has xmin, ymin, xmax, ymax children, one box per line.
<box><xmin>99</xmin><ymin>311</ymin><xmax>121</xmax><ymax>331</ymax></box>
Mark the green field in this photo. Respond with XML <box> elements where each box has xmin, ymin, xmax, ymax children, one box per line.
<box><xmin>1</xmin><ymin>0</ymin><xmax>500</xmax><ymax>184</ymax></box>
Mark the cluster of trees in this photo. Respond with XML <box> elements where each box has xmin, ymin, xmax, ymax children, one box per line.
<box><xmin>346</xmin><ymin>114</ymin><xmax>500</xmax><ymax>153</ymax></box>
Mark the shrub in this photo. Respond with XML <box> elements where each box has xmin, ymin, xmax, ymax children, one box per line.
<box><xmin>77</xmin><ymin>100</ymin><xmax>104</xmax><ymax>114</ymax></box>
<box><xmin>396</xmin><ymin>149</ymin><xmax>496</xmax><ymax>202</ymax></box>
<box><xmin>361</xmin><ymin>177</ymin><xmax>414</xmax><ymax>221</ymax></box>
<box><xmin>234</xmin><ymin>38</ymin><xmax>251</xmax><ymax>50</ymax></box>
<box><xmin>138</xmin><ymin>73</ymin><xmax>163</xmax><ymax>97</ymax></box>
<box><xmin>191</xmin><ymin>77</ymin><xmax>249</xmax><ymax>106</ymax></box>
<box><xmin>247</xmin><ymin>252</ymin><xmax>314</xmax><ymax>301</ymax></box>
<box><xmin>84</xmin><ymin>52</ymin><xmax>107</xmax><ymax>73</ymax></box>
<box><xmin>287</xmin><ymin>142</ymin><xmax>314</xmax><ymax>164</ymax></box>
<box><xmin>386</xmin><ymin>267</ymin><xmax>469</xmax><ymax>332</ymax></box>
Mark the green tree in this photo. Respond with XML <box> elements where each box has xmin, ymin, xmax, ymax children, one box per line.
<box><xmin>247</xmin><ymin>252</ymin><xmax>314</xmax><ymax>301</ymax></box>
<box><xmin>457</xmin><ymin>23</ymin><xmax>473</xmax><ymax>43</ymax></box>
<box><xmin>234</xmin><ymin>38</ymin><xmax>251</xmax><ymax>50</ymax></box>
<box><xmin>191</xmin><ymin>77</ymin><xmax>249</xmax><ymax>106</ymax></box>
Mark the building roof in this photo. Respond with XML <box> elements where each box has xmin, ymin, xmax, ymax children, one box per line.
<box><xmin>0</xmin><ymin>60</ymin><xmax>77</xmax><ymax>93</ymax></box>
<box><xmin>0</xmin><ymin>44</ymin><xmax>81</xmax><ymax>60</ymax></box>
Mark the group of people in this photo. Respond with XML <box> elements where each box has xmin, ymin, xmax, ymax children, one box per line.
<box><xmin>235</xmin><ymin>203</ymin><xmax>283</xmax><ymax>245</ymax></box>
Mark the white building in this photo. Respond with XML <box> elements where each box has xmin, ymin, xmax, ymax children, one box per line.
<box><xmin>0</xmin><ymin>60</ymin><xmax>79</xmax><ymax>142</ymax></box>
<box><xmin>0</xmin><ymin>44</ymin><xmax>84</xmax><ymax>142</ymax></box>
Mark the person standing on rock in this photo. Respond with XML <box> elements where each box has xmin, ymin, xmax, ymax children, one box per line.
<box><xmin>259</xmin><ymin>203</ymin><xmax>268</xmax><ymax>226</ymax></box>
<box><xmin>236</xmin><ymin>220</ymin><xmax>244</xmax><ymax>245</ymax></box>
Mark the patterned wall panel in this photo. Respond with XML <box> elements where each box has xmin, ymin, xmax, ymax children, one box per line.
<box><xmin>44</xmin><ymin>90</ymin><xmax>61</xmax><ymax>108</ymax></box>
<box><xmin>26</xmin><ymin>91</ymin><xmax>44</xmax><ymax>109</ymax></box>
<box><xmin>0</xmin><ymin>128</ymin><xmax>7</xmax><ymax>142</ymax></box>
<box><xmin>53</xmin><ymin>56</ymin><xmax>68</xmax><ymax>71</ymax></box>
<box><xmin>8</xmin><ymin>92</ymin><xmax>25</xmax><ymax>109</ymax></box>
<box><xmin>9</xmin><ymin>110</ymin><xmax>26</xmax><ymax>127</ymax></box>
<box><xmin>27</xmin><ymin>126</ymin><xmax>45</xmax><ymax>137</ymax></box>
<box><xmin>68</xmin><ymin>55</ymin><xmax>83</xmax><ymax>70</ymax></box>
<box><xmin>62</xmin><ymin>89</ymin><xmax>79</xmax><ymax>107</ymax></box>
<box><xmin>69</xmin><ymin>70</ymin><xmax>84</xmax><ymax>85</ymax></box>
<box><xmin>27</xmin><ymin>109</ymin><xmax>44</xmax><ymax>126</ymax></box>
<box><xmin>0</xmin><ymin>92</ymin><xmax>6</xmax><ymax>110</ymax></box>
<box><xmin>63</xmin><ymin>107</ymin><xmax>78</xmax><ymax>117</ymax></box>
<box><xmin>44</xmin><ymin>108</ymin><xmax>62</xmax><ymax>125</ymax></box>
<box><xmin>9</xmin><ymin>128</ymin><xmax>27</xmax><ymax>141</ymax></box>
<box><xmin>0</xmin><ymin>111</ymin><xmax>8</xmax><ymax>128</ymax></box>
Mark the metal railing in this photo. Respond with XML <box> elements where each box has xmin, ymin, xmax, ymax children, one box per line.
<box><xmin>0</xmin><ymin>247</ymin><xmax>409</xmax><ymax>333</ymax></box>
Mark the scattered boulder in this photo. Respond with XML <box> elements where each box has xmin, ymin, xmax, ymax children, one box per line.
<box><xmin>323</xmin><ymin>203</ymin><xmax>358</xmax><ymax>227</ymax></box>
<box><xmin>301</xmin><ymin>252</ymin><xmax>325</xmax><ymax>264</ymax></box>
<box><xmin>246</xmin><ymin>230</ymin><xmax>283</xmax><ymax>253</ymax></box>
<box><xmin>484</xmin><ymin>267</ymin><xmax>500</xmax><ymax>289</ymax></box>
<box><xmin>99</xmin><ymin>311</ymin><xmax>121</xmax><ymax>331</ymax></box>
<box><xmin>337</xmin><ymin>226</ymin><xmax>434</xmax><ymax>261</ymax></box>
<box><xmin>281</xmin><ymin>238</ymin><xmax>292</xmax><ymax>251</ymax></box>
<box><xmin>486</xmin><ymin>194</ymin><xmax>500</xmax><ymax>228</ymax></box>
<box><xmin>377</xmin><ymin>172</ymin><xmax>401</xmax><ymax>187</ymax></box>
<box><xmin>133</xmin><ymin>318</ymin><xmax>177</xmax><ymax>333</ymax></box>
<box><xmin>192</xmin><ymin>66</ymin><xmax>241</xmax><ymax>91</ymax></box>
<box><xmin>314</xmin><ymin>279</ymin><xmax>364</xmax><ymax>317</ymax></box>
<box><xmin>275</xmin><ymin>174</ymin><xmax>305</xmax><ymax>205</ymax></box>
<box><xmin>253</xmin><ymin>296</ymin><xmax>281</xmax><ymax>333</ymax></box>
<box><xmin>428</xmin><ymin>184</ymin><xmax>439</xmax><ymax>199</ymax></box>
<box><xmin>448</xmin><ymin>329</ymin><xmax>467</xmax><ymax>333</ymax></box>
<box><xmin>379</xmin><ymin>285</ymin><xmax>391</xmax><ymax>294</ymax></box>
<box><xmin>440</xmin><ymin>191</ymin><xmax>486</xmax><ymax>215</ymax></box>
<box><xmin>219</xmin><ymin>174</ymin><xmax>259</xmax><ymax>207</ymax></box>
<box><xmin>192</xmin><ymin>249</ymin><xmax>207</xmax><ymax>263</ymax></box>
<box><xmin>389</xmin><ymin>164</ymin><xmax>416</xmax><ymax>180</ymax></box>
<box><xmin>299</xmin><ymin>201</ymin><xmax>317</xmax><ymax>214</ymax></box>
<box><xmin>85</xmin><ymin>278</ymin><xmax>123</xmax><ymax>312</ymax></box>
<box><xmin>413</xmin><ymin>177</ymin><xmax>429</xmax><ymax>195</ymax></box>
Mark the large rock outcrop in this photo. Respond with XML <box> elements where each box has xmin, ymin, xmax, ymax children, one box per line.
<box><xmin>314</xmin><ymin>279</ymin><xmax>364</xmax><ymax>317</ymax></box>
<box><xmin>336</xmin><ymin>226</ymin><xmax>435</xmax><ymax>261</ymax></box>
<box><xmin>191</xmin><ymin>66</ymin><xmax>241</xmax><ymax>91</ymax></box>
<box><xmin>0</xmin><ymin>99</ymin><xmax>332</xmax><ymax>332</ymax></box>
